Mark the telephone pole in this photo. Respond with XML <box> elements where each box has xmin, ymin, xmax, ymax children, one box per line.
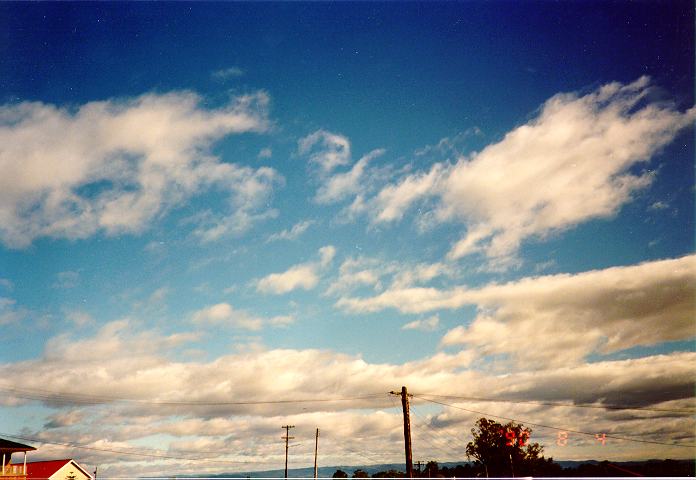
<box><xmin>313</xmin><ymin>428</ymin><xmax>319</xmax><ymax>480</ymax></box>
<box><xmin>390</xmin><ymin>386</ymin><xmax>414</xmax><ymax>478</ymax></box>
<box><xmin>282</xmin><ymin>425</ymin><xmax>295</xmax><ymax>480</ymax></box>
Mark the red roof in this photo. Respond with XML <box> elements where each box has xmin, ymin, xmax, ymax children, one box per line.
<box><xmin>10</xmin><ymin>459</ymin><xmax>92</xmax><ymax>480</ymax></box>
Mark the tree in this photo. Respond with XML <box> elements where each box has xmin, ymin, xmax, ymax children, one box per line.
<box><xmin>351</xmin><ymin>469</ymin><xmax>369</xmax><ymax>478</ymax></box>
<box><xmin>372</xmin><ymin>469</ymin><xmax>405</xmax><ymax>478</ymax></box>
<box><xmin>439</xmin><ymin>464</ymin><xmax>476</xmax><ymax>478</ymax></box>
<box><xmin>424</xmin><ymin>461</ymin><xmax>438</xmax><ymax>477</ymax></box>
<box><xmin>332</xmin><ymin>469</ymin><xmax>348</xmax><ymax>478</ymax></box>
<box><xmin>465</xmin><ymin>417</ymin><xmax>561</xmax><ymax>477</ymax></box>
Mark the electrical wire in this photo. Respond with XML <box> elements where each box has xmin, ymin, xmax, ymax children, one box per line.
<box><xmin>415</xmin><ymin>393</ymin><xmax>696</xmax><ymax>415</ymax></box>
<box><xmin>321</xmin><ymin>435</ymin><xmax>386</xmax><ymax>466</ymax></box>
<box><xmin>414</xmin><ymin>395</ymin><xmax>696</xmax><ymax>449</ymax></box>
<box><xmin>0</xmin><ymin>385</ymin><xmax>388</xmax><ymax>406</ymax></box>
<box><xmin>388</xmin><ymin>395</ymin><xmax>457</xmax><ymax>461</ymax></box>
<box><xmin>408</xmin><ymin>408</ymin><xmax>465</xmax><ymax>460</ymax></box>
<box><xmin>6</xmin><ymin>382</ymin><xmax>692</xmax><ymax>414</ymax></box>
<box><xmin>0</xmin><ymin>432</ymin><xmax>258</xmax><ymax>464</ymax></box>
<box><xmin>4</xmin><ymin>385</ymin><xmax>693</xmax><ymax>467</ymax></box>
<box><xmin>390</xmin><ymin>391</ymin><xmax>469</xmax><ymax>466</ymax></box>
<box><xmin>409</xmin><ymin>405</ymin><xmax>470</xmax><ymax>454</ymax></box>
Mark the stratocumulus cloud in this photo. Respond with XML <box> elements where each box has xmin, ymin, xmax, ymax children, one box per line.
<box><xmin>339</xmin><ymin>255</ymin><xmax>696</xmax><ymax>366</ymax></box>
<box><xmin>2</xmin><ymin>322</ymin><xmax>693</xmax><ymax>474</ymax></box>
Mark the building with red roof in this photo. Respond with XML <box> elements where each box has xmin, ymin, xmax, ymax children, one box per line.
<box><xmin>8</xmin><ymin>460</ymin><xmax>92</xmax><ymax>480</ymax></box>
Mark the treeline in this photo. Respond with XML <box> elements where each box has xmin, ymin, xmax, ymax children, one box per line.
<box><xmin>330</xmin><ymin>416</ymin><xmax>693</xmax><ymax>478</ymax></box>
<box><xmin>331</xmin><ymin>459</ymin><xmax>694</xmax><ymax>478</ymax></box>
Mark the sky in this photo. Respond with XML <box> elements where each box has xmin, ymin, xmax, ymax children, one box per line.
<box><xmin>0</xmin><ymin>1</ymin><xmax>694</xmax><ymax>477</ymax></box>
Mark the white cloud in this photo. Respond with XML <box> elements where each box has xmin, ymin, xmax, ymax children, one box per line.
<box><xmin>314</xmin><ymin>148</ymin><xmax>385</xmax><ymax>204</ymax></box>
<box><xmin>256</xmin><ymin>264</ymin><xmax>320</xmax><ymax>294</ymax></box>
<box><xmin>52</xmin><ymin>271</ymin><xmax>79</xmax><ymax>289</ymax></box>
<box><xmin>191</xmin><ymin>205</ymin><xmax>279</xmax><ymax>243</ymax></box>
<box><xmin>391</xmin><ymin>262</ymin><xmax>454</xmax><ymax>289</ymax></box>
<box><xmin>298</xmin><ymin>130</ymin><xmax>351</xmax><ymax>174</ymax></box>
<box><xmin>649</xmin><ymin>200</ymin><xmax>669</xmax><ymax>211</ymax></box>
<box><xmin>267</xmin><ymin>315</ymin><xmax>294</xmax><ymax>327</ymax></box>
<box><xmin>325</xmin><ymin>257</ymin><xmax>387</xmax><ymax>295</ymax></box>
<box><xmin>374</xmin><ymin>163</ymin><xmax>446</xmax><ymax>223</ymax></box>
<box><xmin>265</xmin><ymin>220</ymin><xmax>314</xmax><ymax>242</ymax></box>
<box><xmin>211</xmin><ymin>66</ymin><xmax>244</xmax><ymax>80</ymax></box>
<box><xmin>2</xmin><ymin>319</ymin><xmax>476</xmax><ymax>416</ymax></box>
<box><xmin>2</xmin><ymin>320</ymin><xmax>694</xmax><ymax>475</ymax></box>
<box><xmin>29</xmin><ymin>320</ymin><xmax>199</xmax><ymax>369</ymax></box>
<box><xmin>256</xmin><ymin>246</ymin><xmax>336</xmax><ymax>294</ymax></box>
<box><xmin>297</xmin><ymin>130</ymin><xmax>395</xmax><ymax>221</ymax></box>
<box><xmin>413</xmin><ymin>127</ymin><xmax>483</xmax><ymax>158</ymax></box>
<box><xmin>65</xmin><ymin>310</ymin><xmax>94</xmax><ymax>327</ymax></box>
<box><xmin>402</xmin><ymin>315</ymin><xmax>440</xmax><ymax>331</ymax></box>
<box><xmin>0</xmin><ymin>297</ymin><xmax>26</xmax><ymax>325</ymax></box>
<box><xmin>318</xmin><ymin>245</ymin><xmax>336</xmax><ymax>267</ymax></box>
<box><xmin>0</xmin><ymin>91</ymin><xmax>278</xmax><ymax>248</ymax></box>
<box><xmin>257</xmin><ymin>147</ymin><xmax>272</xmax><ymax>159</ymax></box>
<box><xmin>148</xmin><ymin>287</ymin><xmax>169</xmax><ymax>304</ymax></box>
<box><xmin>192</xmin><ymin>303</ymin><xmax>293</xmax><ymax>331</ymax></box>
<box><xmin>44</xmin><ymin>409</ymin><xmax>86</xmax><ymax>429</ymax></box>
<box><xmin>340</xmin><ymin>255</ymin><xmax>696</xmax><ymax>367</ymax></box>
<box><xmin>326</xmin><ymin>256</ymin><xmax>455</xmax><ymax>296</ymax></box>
<box><xmin>368</xmin><ymin>77</ymin><xmax>696</xmax><ymax>264</ymax></box>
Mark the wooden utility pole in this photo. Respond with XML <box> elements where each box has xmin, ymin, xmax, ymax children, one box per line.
<box><xmin>313</xmin><ymin>428</ymin><xmax>319</xmax><ymax>480</ymax></box>
<box><xmin>390</xmin><ymin>386</ymin><xmax>414</xmax><ymax>478</ymax></box>
<box><xmin>282</xmin><ymin>425</ymin><xmax>295</xmax><ymax>480</ymax></box>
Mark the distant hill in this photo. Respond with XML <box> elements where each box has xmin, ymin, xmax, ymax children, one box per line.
<box><xmin>189</xmin><ymin>458</ymin><xmax>694</xmax><ymax>478</ymax></box>
<box><xmin>194</xmin><ymin>463</ymin><xmax>411</xmax><ymax>479</ymax></box>
<box><xmin>189</xmin><ymin>462</ymin><xmax>466</xmax><ymax>478</ymax></box>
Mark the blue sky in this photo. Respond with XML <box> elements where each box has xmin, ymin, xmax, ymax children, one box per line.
<box><xmin>0</xmin><ymin>2</ymin><xmax>694</xmax><ymax>476</ymax></box>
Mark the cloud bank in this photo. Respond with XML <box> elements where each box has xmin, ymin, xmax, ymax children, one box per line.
<box><xmin>2</xmin><ymin>320</ymin><xmax>693</xmax><ymax>475</ymax></box>
<box><xmin>339</xmin><ymin>255</ymin><xmax>696</xmax><ymax>366</ymax></box>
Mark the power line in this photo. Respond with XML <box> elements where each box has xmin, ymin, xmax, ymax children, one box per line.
<box><xmin>391</xmin><ymin>395</ymin><xmax>458</xmax><ymax>462</ymax></box>
<box><xmin>414</xmin><ymin>395</ymin><xmax>696</xmax><ymax>449</ymax></box>
<box><xmin>408</xmin><ymin>408</ymin><xmax>463</xmax><ymax>459</ymax></box>
<box><xmin>341</xmin><ymin>445</ymin><xmax>386</xmax><ymax>466</ymax></box>
<box><xmin>0</xmin><ymin>385</ymin><xmax>387</xmax><ymax>406</ymax></box>
<box><xmin>408</xmin><ymin>406</ymin><xmax>469</xmax><ymax>457</ymax></box>
<box><xmin>409</xmin><ymin>419</ymin><xmax>461</xmax><ymax>462</ymax></box>
<box><xmin>321</xmin><ymin>435</ymin><xmax>387</xmax><ymax>466</ymax></box>
<box><xmin>415</xmin><ymin>393</ymin><xmax>696</xmax><ymax>414</ymax></box>
<box><xmin>410</xmin><ymin>403</ymin><xmax>470</xmax><ymax>450</ymax></box>
<box><xmin>0</xmin><ymin>432</ymin><xmax>257</xmax><ymax>464</ymax></box>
